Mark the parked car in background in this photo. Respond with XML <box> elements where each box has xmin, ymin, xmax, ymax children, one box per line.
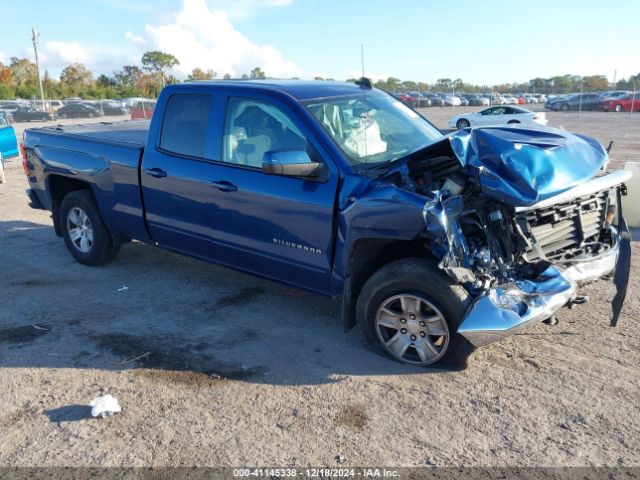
<box><xmin>57</xmin><ymin>103</ymin><xmax>101</xmax><ymax>118</ymax></box>
<box><xmin>0</xmin><ymin>102</ymin><xmax>24</xmax><ymax>113</ymax></box>
<box><xmin>11</xmin><ymin>106</ymin><xmax>53</xmax><ymax>122</ymax></box>
<box><xmin>91</xmin><ymin>101</ymin><xmax>130</xmax><ymax>116</ymax></box>
<box><xmin>449</xmin><ymin>105</ymin><xmax>548</xmax><ymax>129</ymax></box>
<box><xmin>406</xmin><ymin>92</ymin><xmax>432</xmax><ymax>108</ymax></box>
<box><xmin>131</xmin><ymin>101</ymin><xmax>156</xmax><ymax>120</ymax></box>
<box><xmin>33</xmin><ymin>100</ymin><xmax>64</xmax><ymax>112</ymax></box>
<box><xmin>442</xmin><ymin>94</ymin><xmax>461</xmax><ymax>106</ymax></box>
<box><xmin>549</xmin><ymin>93</ymin><xmax>601</xmax><ymax>111</ymax></box>
<box><xmin>423</xmin><ymin>93</ymin><xmax>445</xmax><ymax>107</ymax></box>
<box><xmin>598</xmin><ymin>90</ymin><xmax>631</xmax><ymax>101</ymax></box>
<box><xmin>599</xmin><ymin>93</ymin><xmax>640</xmax><ymax>112</ymax></box>
<box><xmin>466</xmin><ymin>95</ymin><xmax>489</xmax><ymax>106</ymax></box>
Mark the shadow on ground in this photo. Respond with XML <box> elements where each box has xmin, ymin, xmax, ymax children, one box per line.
<box><xmin>0</xmin><ymin>220</ymin><xmax>447</xmax><ymax>386</ymax></box>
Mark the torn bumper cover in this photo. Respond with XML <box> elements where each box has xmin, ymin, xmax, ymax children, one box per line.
<box><xmin>457</xmin><ymin>225</ymin><xmax>628</xmax><ymax>348</ymax></box>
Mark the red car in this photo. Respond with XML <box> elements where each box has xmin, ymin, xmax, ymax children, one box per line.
<box><xmin>130</xmin><ymin>101</ymin><xmax>156</xmax><ymax>120</ymax></box>
<box><xmin>599</xmin><ymin>93</ymin><xmax>640</xmax><ymax>112</ymax></box>
<box><xmin>396</xmin><ymin>93</ymin><xmax>418</xmax><ymax>108</ymax></box>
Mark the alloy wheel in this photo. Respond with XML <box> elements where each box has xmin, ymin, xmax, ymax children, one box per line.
<box><xmin>375</xmin><ymin>294</ymin><xmax>450</xmax><ymax>365</ymax></box>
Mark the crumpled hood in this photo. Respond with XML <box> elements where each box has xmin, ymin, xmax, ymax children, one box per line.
<box><xmin>444</xmin><ymin>126</ymin><xmax>608</xmax><ymax>206</ymax></box>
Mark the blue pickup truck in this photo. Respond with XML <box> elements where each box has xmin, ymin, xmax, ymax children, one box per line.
<box><xmin>22</xmin><ymin>80</ymin><xmax>632</xmax><ymax>368</ymax></box>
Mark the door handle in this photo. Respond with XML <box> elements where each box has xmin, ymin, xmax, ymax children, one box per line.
<box><xmin>210</xmin><ymin>180</ymin><xmax>237</xmax><ymax>192</ymax></box>
<box><xmin>144</xmin><ymin>167</ymin><xmax>167</xmax><ymax>178</ymax></box>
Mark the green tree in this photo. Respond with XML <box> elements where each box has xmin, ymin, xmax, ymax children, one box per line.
<box><xmin>60</xmin><ymin>63</ymin><xmax>93</xmax><ymax>95</ymax></box>
<box><xmin>249</xmin><ymin>67</ymin><xmax>266</xmax><ymax>79</ymax></box>
<box><xmin>223</xmin><ymin>73</ymin><xmax>232</xmax><ymax>80</ymax></box>
<box><xmin>187</xmin><ymin>68</ymin><xmax>216</xmax><ymax>81</ymax></box>
<box><xmin>141</xmin><ymin>50</ymin><xmax>179</xmax><ymax>86</ymax></box>
<box><xmin>114</xmin><ymin>65</ymin><xmax>145</xmax><ymax>96</ymax></box>
<box><xmin>385</xmin><ymin>77</ymin><xmax>401</xmax><ymax>92</ymax></box>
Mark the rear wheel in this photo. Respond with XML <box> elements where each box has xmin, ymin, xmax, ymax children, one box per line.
<box><xmin>356</xmin><ymin>258</ymin><xmax>474</xmax><ymax>369</ymax></box>
<box><xmin>60</xmin><ymin>190</ymin><xmax>119</xmax><ymax>266</ymax></box>
<box><xmin>456</xmin><ymin>119</ymin><xmax>470</xmax><ymax>129</ymax></box>
<box><xmin>614</xmin><ymin>104</ymin><xmax>623</xmax><ymax>112</ymax></box>
<box><xmin>561</xmin><ymin>104</ymin><xmax>570</xmax><ymax>111</ymax></box>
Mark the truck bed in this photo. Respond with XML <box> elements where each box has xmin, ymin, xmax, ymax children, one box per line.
<box><xmin>34</xmin><ymin>120</ymin><xmax>149</xmax><ymax>146</ymax></box>
<box><xmin>24</xmin><ymin>120</ymin><xmax>150</xmax><ymax>244</ymax></box>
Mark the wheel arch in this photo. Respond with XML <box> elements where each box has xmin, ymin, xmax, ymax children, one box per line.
<box><xmin>47</xmin><ymin>175</ymin><xmax>93</xmax><ymax>236</ymax></box>
<box><xmin>341</xmin><ymin>237</ymin><xmax>438</xmax><ymax>331</ymax></box>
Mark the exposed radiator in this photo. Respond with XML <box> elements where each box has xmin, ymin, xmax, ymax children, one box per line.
<box><xmin>516</xmin><ymin>189</ymin><xmax>610</xmax><ymax>261</ymax></box>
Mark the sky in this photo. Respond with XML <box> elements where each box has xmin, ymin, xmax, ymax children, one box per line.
<box><xmin>0</xmin><ymin>0</ymin><xmax>638</xmax><ymax>85</ymax></box>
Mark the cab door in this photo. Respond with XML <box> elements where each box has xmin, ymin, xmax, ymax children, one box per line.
<box><xmin>140</xmin><ymin>92</ymin><xmax>224</xmax><ymax>259</ymax></box>
<box><xmin>193</xmin><ymin>94</ymin><xmax>340</xmax><ymax>294</ymax></box>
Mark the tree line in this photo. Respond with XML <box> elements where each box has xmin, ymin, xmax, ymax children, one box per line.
<box><xmin>0</xmin><ymin>49</ymin><xmax>637</xmax><ymax>100</ymax></box>
<box><xmin>356</xmin><ymin>74</ymin><xmax>640</xmax><ymax>94</ymax></box>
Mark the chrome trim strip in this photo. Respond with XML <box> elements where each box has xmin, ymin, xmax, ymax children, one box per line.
<box><xmin>514</xmin><ymin>170</ymin><xmax>632</xmax><ymax>212</ymax></box>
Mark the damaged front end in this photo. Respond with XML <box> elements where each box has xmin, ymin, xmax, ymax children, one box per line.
<box><xmin>390</xmin><ymin>126</ymin><xmax>632</xmax><ymax>348</ymax></box>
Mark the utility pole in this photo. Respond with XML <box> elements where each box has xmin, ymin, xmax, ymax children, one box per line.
<box><xmin>31</xmin><ymin>28</ymin><xmax>46</xmax><ymax>110</ymax></box>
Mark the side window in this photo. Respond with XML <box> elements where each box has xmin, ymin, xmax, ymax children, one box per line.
<box><xmin>0</xmin><ymin>116</ymin><xmax>7</xmax><ymax>127</ymax></box>
<box><xmin>160</xmin><ymin>94</ymin><xmax>212</xmax><ymax>158</ymax></box>
<box><xmin>222</xmin><ymin>97</ymin><xmax>309</xmax><ymax>168</ymax></box>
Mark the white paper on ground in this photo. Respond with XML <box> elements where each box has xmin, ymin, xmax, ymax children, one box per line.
<box><xmin>90</xmin><ymin>394</ymin><xmax>122</xmax><ymax>417</ymax></box>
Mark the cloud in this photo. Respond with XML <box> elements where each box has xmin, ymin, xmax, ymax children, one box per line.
<box><xmin>45</xmin><ymin>41</ymin><xmax>91</xmax><ymax>65</ymax></box>
<box><xmin>208</xmin><ymin>0</ymin><xmax>294</xmax><ymax>20</ymax></box>
<box><xmin>130</xmin><ymin>0</ymin><xmax>302</xmax><ymax>78</ymax></box>
<box><xmin>125</xmin><ymin>31</ymin><xmax>146</xmax><ymax>46</ymax></box>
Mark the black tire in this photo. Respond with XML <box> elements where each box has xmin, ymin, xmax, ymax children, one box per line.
<box><xmin>356</xmin><ymin>258</ymin><xmax>474</xmax><ymax>369</ymax></box>
<box><xmin>59</xmin><ymin>190</ymin><xmax>119</xmax><ymax>266</ymax></box>
<box><xmin>61</xmin><ymin>113</ymin><xmax>68</xmax><ymax>119</ymax></box>
<box><xmin>456</xmin><ymin>119</ymin><xmax>470</xmax><ymax>129</ymax></box>
<box><xmin>560</xmin><ymin>103</ymin><xmax>570</xmax><ymax>111</ymax></box>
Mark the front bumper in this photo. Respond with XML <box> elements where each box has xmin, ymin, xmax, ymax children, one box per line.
<box><xmin>457</xmin><ymin>224</ymin><xmax>627</xmax><ymax>348</ymax></box>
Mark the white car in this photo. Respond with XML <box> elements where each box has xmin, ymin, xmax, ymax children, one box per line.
<box><xmin>443</xmin><ymin>94</ymin><xmax>462</xmax><ymax>106</ymax></box>
<box><xmin>448</xmin><ymin>106</ymin><xmax>548</xmax><ymax>129</ymax></box>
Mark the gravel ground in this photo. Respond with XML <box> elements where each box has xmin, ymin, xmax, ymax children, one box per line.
<box><xmin>0</xmin><ymin>109</ymin><xmax>639</xmax><ymax>467</ymax></box>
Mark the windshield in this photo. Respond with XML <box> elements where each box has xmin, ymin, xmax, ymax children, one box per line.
<box><xmin>304</xmin><ymin>92</ymin><xmax>442</xmax><ymax>167</ymax></box>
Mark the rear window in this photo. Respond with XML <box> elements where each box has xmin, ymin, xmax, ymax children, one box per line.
<box><xmin>160</xmin><ymin>94</ymin><xmax>212</xmax><ymax>159</ymax></box>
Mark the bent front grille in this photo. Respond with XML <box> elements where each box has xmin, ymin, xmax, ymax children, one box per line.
<box><xmin>515</xmin><ymin>189</ymin><xmax>610</xmax><ymax>261</ymax></box>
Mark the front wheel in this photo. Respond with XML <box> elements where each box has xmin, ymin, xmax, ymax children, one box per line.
<box><xmin>356</xmin><ymin>258</ymin><xmax>474</xmax><ymax>369</ymax></box>
<box><xmin>60</xmin><ymin>190</ymin><xmax>120</xmax><ymax>266</ymax></box>
<box><xmin>615</xmin><ymin>104</ymin><xmax>623</xmax><ymax>112</ymax></box>
<box><xmin>561</xmin><ymin>104</ymin><xmax>570</xmax><ymax>111</ymax></box>
<box><xmin>456</xmin><ymin>119</ymin><xmax>470</xmax><ymax>129</ymax></box>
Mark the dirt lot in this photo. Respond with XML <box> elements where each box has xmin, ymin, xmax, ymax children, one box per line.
<box><xmin>1</xmin><ymin>109</ymin><xmax>639</xmax><ymax>467</ymax></box>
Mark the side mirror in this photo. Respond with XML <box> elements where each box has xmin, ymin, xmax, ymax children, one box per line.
<box><xmin>262</xmin><ymin>150</ymin><xmax>324</xmax><ymax>178</ymax></box>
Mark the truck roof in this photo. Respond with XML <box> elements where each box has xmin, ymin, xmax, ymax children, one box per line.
<box><xmin>184</xmin><ymin>79</ymin><xmax>370</xmax><ymax>100</ymax></box>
